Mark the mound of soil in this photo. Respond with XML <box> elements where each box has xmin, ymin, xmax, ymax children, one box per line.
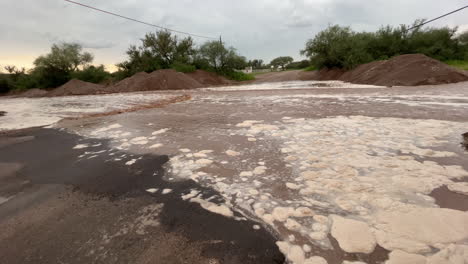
<box><xmin>315</xmin><ymin>54</ymin><xmax>468</xmax><ymax>86</ymax></box>
<box><xmin>47</xmin><ymin>79</ymin><xmax>106</xmax><ymax>97</ymax></box>
<box><xmin>186</xmin><ymin>70</ymin><xmax>231</xmax><ymax>86</ymax></box>
<box><xmin>17</xmin><ymin>88</ymin><xmax>48</xmax><ymax>98</ymax></box>
<box><xmin>110</xmin><ymin>69</ymin><xmax>203</xmax><ymax>93</ymax></box>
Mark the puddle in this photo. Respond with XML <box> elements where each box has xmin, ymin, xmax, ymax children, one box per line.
<box><xmin>429</xmin><ymin>185</ymin><xmax>468</xmax><ymax>211</ymax></box>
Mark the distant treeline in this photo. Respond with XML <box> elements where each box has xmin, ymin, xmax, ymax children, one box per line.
<box><xmin>301</xmin><ymin>20</ymin><xmax>468</xmax><ymax>69</ymax></box>
<box><xmin>2</xmin><ymin>20</ymin><xmax>468</xmax><ymax>93</ymax></box>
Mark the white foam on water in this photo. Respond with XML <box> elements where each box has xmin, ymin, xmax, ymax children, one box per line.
<box><xmin>162</xmin><ymin>189</ymin><xmax>172</xmax><ymax>194</ymax></box>
<box><xmin>166</xmin><ymin>115</ymin><xmax>468</xmax><ymax>263</ymax></box>
<box><xmin>200</xmin><ymin>80</ymin><xmax>384</xmax><ymax>92</ymax></box>
<box><xmin>146</xmin><ymin>188</ymin><xmax>158</xmax><ymax>194</ymax></box>
<box><xmin>152</xmin><ymin>128</ymin><xmax>170</xmax><ymax>135</ymax></box>
<box><xmin>73</xmin><ymin>144</ymin><xmax>89</xmax><ymax>149</ymax></box>
<box><xmin>0</xmin><ymin>93</ymin><xmax>170</xmax><ymax>131</ymax></box>
<box><xmin>125</xmin><ymin>159</ymin><xmax>137</xmax><ymax>166</ymax></box>
<box><xmin>189</xmin><ymin>195</ymin><xmax>234</xmax><ymax>218</ymax></box>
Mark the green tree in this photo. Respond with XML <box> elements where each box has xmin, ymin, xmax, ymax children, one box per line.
<box><xmin>270</xmin><ymin>56</ymin><xmax>294</xmax><ymax>69</ymax></box>
<box><xmin>117</xmin><ymin>30</ymin><xmax>196</xmax><ymax>76</ymax></box>
<box><xmin>198</xmin><ymin>41</ymin><xmax>229</xmax><ymax>71</ymax></box>
<box><xmin>248</xmin><ymin>59</ymin><xmax>264</xmax><ymax>69</ymax></box>
<box><xmin>4</xmin><ymin>65</ymin><xmax>26</xmax><ymax>82</ymax></box>
<box><xmin>32</xmin><ymin>43</ymin><xmax>94</xmax><ymax>88</ymax></box>
<box><xmin>301</xmin><ymin>22</ymin><xmax>468</xmax><ymax>70</ymax></box>
<box><xmin>34</xmin><ymin>43</ymin><xmax>93</xmax><ymax>72</ymax></box>
<box><xmin>459</xmin><ymin>30</ymin><xmax>468</xmax><ymax>44</ymax></box>
<box><xmin>198</xmin><ymin>41</ymin><xmax>247</xmax><ymax>72</ymax></box>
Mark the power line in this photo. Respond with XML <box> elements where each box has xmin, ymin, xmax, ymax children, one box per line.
<box><xmin>63</xmin><ymin>0</ymin><xmax>217</xmax><ymax>39</ymax></box>
<box><xmin>406</xmin><ymin>5</ymin><xmax>468</xmax><ymax>31</ymax></box>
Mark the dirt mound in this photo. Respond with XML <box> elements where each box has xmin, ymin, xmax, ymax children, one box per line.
<box><xmin>316</xmin><ymin>54</ymin><xmax>468</xmax><ymax>86</ymax></box>
<box><xmin>17</xmin><ymin>88</ymin><xmax>48</xmax><ymax>98</ymax></box>
<box><xmin>110</xmin><ymin>69</ymin><xmax>203</xmax><ymax>92</ymax></box>
<box><xmin>186</xmin><ymin>70</ymin><xmax>231</xmax><ymax>86</ymax></box>
<box><xmin>47</xmin><ymin>79</ymin><xmax>106</xmax><ymax>97</ymax></box>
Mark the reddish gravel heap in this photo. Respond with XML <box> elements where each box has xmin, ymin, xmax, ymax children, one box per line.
<box><xmin>18</xmin><ymin>69</ymin><xmax>229</xmax><ymax>98</ymax></box>
<box><xmin>186</xmin><ymin>70</ymin><xmax>231</xmax><ymax>86</ymax></box>
<box><xmin>315</xmin><ymin>54</ymin><xmax>468</xmax><ymax>86</ymax></box>
<box><xmin>47</xmin><ymin>79</ymin><xmax>106</xmax><ymax>97</ymax></box>
<box><xmin>110</xmin><ymin>69</ymin><xmax>203</xmax><ymax>93</ymax></box>
<box><xmin>19</xmin><ymin>88</ymin><xmax>48</xmax><ymax>98</ymax></box>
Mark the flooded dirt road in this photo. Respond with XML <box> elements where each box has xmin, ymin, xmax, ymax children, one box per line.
<box><xmin>1</xmin><ymin>80</ymin><xmax>467</xmax><ymax>264</ymax></box>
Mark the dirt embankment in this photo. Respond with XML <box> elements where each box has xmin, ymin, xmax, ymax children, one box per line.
<box><xmin>109</xmin><ymin>69</ymin><xmax>204</xmax><ymax>93</ymax></box>
<box><xmin>14</xmin><ymin>69</ymin><xmax>231</xmax><ymax>97</ymax></box>
<box><xmin>186</xmin><ymin>70</ymin><xmax>232</xmax><ymax>86</ymax></box>
<box><xmin>47</xmin><ymin>79</ymin><xmax>106</xmax><ymax>97</ymax></box>
<box><xmin>313</xmin><ymin>54</ymin><xmax>468</xmax><ymax>86</ymax></box>
<box><xmin>252</xmin><ymin>70</ymin><xmax>316</xmax><ymax>83</ymax></box>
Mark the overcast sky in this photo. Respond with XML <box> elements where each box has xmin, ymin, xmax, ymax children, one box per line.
<box><xmin>1</xmin><ymin>0</ymin><xmax>467</xmax><ymax>71</ymax></box>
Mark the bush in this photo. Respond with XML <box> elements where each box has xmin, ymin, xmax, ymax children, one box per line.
<box><xmin>445</xmin><ymin>60</ymin><xmax>468</xmax><ymax>70</ymax></box>
<box><xmin>0</xmin><ymin>76</ymin><xmax>12</xmax><ymax>94</ymax></box>
<box><xmin>304</xmin><ymin>66</ymin><xmax>317</xmax><ymax>71</ymax></box>
<box><xmin>302</xmin><ymin>23</ymin><xmax>468</xmax><ymax>69</ymax></box>
<box><xmin>71</xmin><ymin>65</ymin><xmax>111</xmax><ymax>84</ymax></box>
<box><xmin>286</xmin><ymin>60</ymin><xmax>311</xmax><ymax>70</ymax></box>
<box><xmin>223</xmin><ymin>71</ymin><xmax>255</xmax><ymax>81</ymax></box>
<box><xmin>170</xmin><ymin>62</ymin><xmax>196</xmax><ymax>73</ymax></box>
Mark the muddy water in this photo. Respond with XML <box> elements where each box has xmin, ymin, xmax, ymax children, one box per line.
<box><xmin>2</xmin><ymin>80</ymin><xmax>468</xmax><ymax>264</ymax></box>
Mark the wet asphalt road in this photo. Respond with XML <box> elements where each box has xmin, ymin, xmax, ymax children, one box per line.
<box><xmin>0</xmin><ymin>128</ymin><xmax>284</xmax><ymax>264</ymax></box>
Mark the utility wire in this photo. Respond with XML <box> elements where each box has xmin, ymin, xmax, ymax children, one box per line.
<box><xmin>406</xmin><ymin>5</ymin><xmax>468</xmax><ymax>31</ymax></box>
<box><xmin>63</xmin><ymin>0</ymin><xmax>217</xmax><ymax>39</ymax></box>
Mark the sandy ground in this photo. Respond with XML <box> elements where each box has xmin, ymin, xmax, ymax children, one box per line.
<box><xmin>0</xmin><ymin>75</ymin><xmax>467</xmax><ymax>264</ymax></box>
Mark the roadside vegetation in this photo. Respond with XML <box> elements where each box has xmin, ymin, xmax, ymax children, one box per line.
<box><xmin>301</xmin><ymin>20</ymin><xmax>468</xmax><ymax>70</ymax></box>
<box><xmin>0</xmin><ymin>30</ymin><xmax>252</xmax><ymax>93</ymax></box>
<box><xmin>445</xmin><ymin>60</ymin><xmax>468</xmax><ymax>70</ymax></box>
<box><xmin>0</xmin><ymin>43</ymin><xmax>111</xmax><ymax>93</ymax></box>
<box><xmin>115</xmin><ymin>31</ymin><xmax>251</xmax><ymax>81</ymax></box>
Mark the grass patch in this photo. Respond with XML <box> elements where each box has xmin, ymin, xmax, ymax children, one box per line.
<box><xmin>171</xmin><ymin>62</ymin><xmax>196</xmax><ymax>73</ymax></box>
<box><xmin>303</xmin><ymin>66</ymin><xmax>317</xmax><ymax>71</ymax></box>
<box><xmin>224</xmin><ymin>71</ymin><xmax>255</xmax><ymax>81</ymax></box>
<box><xmin>445</xmin><ymin>60</ymin><xmax>468</xmax><ymax>71</ymax></box>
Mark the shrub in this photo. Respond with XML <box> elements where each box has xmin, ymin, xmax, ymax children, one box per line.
<box><xmin>304</xmin><ymin>66</ymin><xmax>317</xmax><ymax>71</ymax></box>
<box><xmin>170</xmin><ymin>62</ymin><xmax>196</xmax><ymax>73</ymax></box>
<box><xmin>0</xmin><ymin>76</ymin><xmax>12</xmax><ymax>94</ymax></box>
<box><xmin>71</xmin><ymin>65</ymin><xmax>111</xmax><ymax>84</ymax></box>
<box><xmin>445</xmin><ymin>60</ymin><xmax>468</xmax><ymax>70</ymax></box>
<box><xmin>286</xmin><ymin>60</ymin><xmax>312</xmax><ymax>70</ymax></box>
<box><xmin>223</xmin><ymin>71</ymin><xmax>255</xmax><ymax>81</ymax></box>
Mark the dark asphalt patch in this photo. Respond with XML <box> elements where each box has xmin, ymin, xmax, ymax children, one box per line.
<box><xmin>462</xmin><ymin>132</ymin><xmax>468</xmax><ymax>151</ymax></box>
<box><xmin>0</xmin><ymin>128</ymin><xmax>284</xmax><ymax>264</ymax></box>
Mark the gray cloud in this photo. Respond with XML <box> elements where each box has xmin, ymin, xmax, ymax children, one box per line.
<box><xmin>1</xmin><ymin>0</ymin><xmax>467</xmax><ymax>68</ymax></box>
